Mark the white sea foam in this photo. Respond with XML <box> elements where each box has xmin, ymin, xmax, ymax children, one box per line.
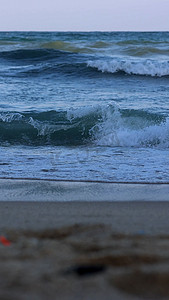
<box><xmin>90</xmin><ymin>105</ymin><xmax>169</xmax><ymax>148</ymax></box>
<box><xmin>67</xmin><ymin>105</ymin><xmax>100</xmax><ymax>121</ymax></box>
<box><xmin>87</xmin><ymin>59</ymin><xmax>169</xmax><ymax>77</ymax></box>
<box><xmin>95</xmin><ymin>124</ymin><xmax>169</xmax><ymax>147</ymax></box>
<box><xmin>28</xmin><ymin>116</ymin><xmax>77</xmax><ymax>136</ymax></box>
<box><xmin>0</xmin><ymin>112</ymin><xmax>23</xmax><ymax>122</ymax></box>
<box><xmin>66</xmin><ymin>104</ymin><xmax>169</xmax><ymax>148</ymax></box>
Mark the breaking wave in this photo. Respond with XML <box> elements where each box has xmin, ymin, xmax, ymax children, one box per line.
<box><xmin>87</xmin><ymin>59</ymin><xmax>169</xmax><ymax>77</ymax></box>
<box><xmin>0</xmin><ymin>105</ymin><xmax>168</xmax><ymax>148</ymax></box>
<box><xmin>1</xmin><ymin>47</ymin><xmax>169</xmax><ymax>79</ymax></box>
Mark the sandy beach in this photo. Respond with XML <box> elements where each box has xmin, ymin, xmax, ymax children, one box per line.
<box><xmin>0</xmin><ymin>180</ymin><xmax>169</xmax><ymax>300</ymax></box>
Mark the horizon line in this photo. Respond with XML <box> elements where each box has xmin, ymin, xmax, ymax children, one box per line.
<box><xmin>0</xmin><ymin>30</ymin><xmax>169</xmax><ymax>33</ymax></box>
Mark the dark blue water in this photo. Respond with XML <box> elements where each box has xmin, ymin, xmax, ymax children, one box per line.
<box><xmin>0</xmin><ymin>31</ymin><xmax>169</xmax><ymax>182</ymax></box>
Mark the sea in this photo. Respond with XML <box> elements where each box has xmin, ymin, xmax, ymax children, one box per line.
<box><xmin>0</xmin><ymin>31</ymin><xmax>169</xmax><ymax>183</ymax></box>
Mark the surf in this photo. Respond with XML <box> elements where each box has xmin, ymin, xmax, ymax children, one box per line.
<box><xmin>0</xmin><ymin>105</ymin><xmax>168</xmax><ymax>148</ymax></box>
<box><xmin>87</xmin><ymin>59</ymin><xmax>169</xmax><ymax>77</ymax></box>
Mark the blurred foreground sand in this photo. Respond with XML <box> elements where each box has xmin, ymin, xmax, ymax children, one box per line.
<box><xmin>1</xmin><ymin>201</ymin><xmax>169</xmax><ymax>299</ymax></box>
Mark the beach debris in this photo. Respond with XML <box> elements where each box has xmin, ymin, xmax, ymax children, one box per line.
<box><xmin>0</xmin><ymin>235</ymin><xmax>11</xmax><ymax>246</ymax></box>
<box><xmin>65</xmin><ymin>264</ymin><xmax>107</xmax><ymax>277</ymax></box>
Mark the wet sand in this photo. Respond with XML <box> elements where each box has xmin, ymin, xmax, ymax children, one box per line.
<box><xmin>0</xmin><ymin>178</ymin><xmax>169</xmax><ymax>201</ymax></box>
<box><xmin>1</xmin><ymin>198</ymin><xmax>169</xmax><ymax>299</ymax></box>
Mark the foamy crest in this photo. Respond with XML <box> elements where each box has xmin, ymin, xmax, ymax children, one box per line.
<box><xmin>28</xmin><ymin>117</ymin><xmax>55</xmax><ymax>136</ymax></box>
<box><xmin>0</xmin><ymin>106</ymin><xmax>168</xmax><ymax>148</ymax></box>
<box><xmin>91</xmin><ymin>106</ymin><xmax>169</xmax><ymax>148</ymax></box>
<box><xmin>87</xmin><ymin>59</ymin><xmax>169</xmax><ymax>77</ymax></box>
<box><xmin>0</xmin><ymin>112</ymin><xmax>23</xmax><ymax>122</ymax></box>
<box><xmin>67</xmin><ymin>105</ymin><xmax>100</xmax><ymax>121</ymax></box>
<box><xmin>28</xmin><ymin>116</ymin><xmax>77</xmax><ymax>136</ymax></box>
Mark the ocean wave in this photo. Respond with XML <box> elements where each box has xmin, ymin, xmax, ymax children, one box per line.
<box><xmin>41</xmin><ymin>40</ymin><xmax>169</xmax><ymax>57</ymax></box>
<box><xmin>0</xmin><ymin>48</ymin><xmax>74</xmax><ymax>62</ymax></box>
<box><xmin>90</xmin><ymin>41</ymin><xmax>111</xmax><ymax>48</ymax></box>
<box><xmin>0</xmin><ymin>50</ymin><xmax>94</xmax><ymax>78</ymax></box>
<box><xmin>2</xmin><ymin>48</ymin><xmax>169</xmax><ymax>79</ymax></box>
<box><xmin>94</xmin><ymin>122</ymin><xmax>169</xmax><ymax>148</ymax></box>
<box><xmin>0</xmin><ymin>106</ymin><xmax>168</xmax><ymax>148</ymax></box>
<box><xmin>122</xmin><ymin>46</ymin><xmax>169</xmax><ymax>57</ymax></box>
<box><xmin>16</xmin><ymin>62</ymin><xmax>91</xmax><ymax>78</ymax></box>
<box><xmin>0</xmin><ymin>109</ymin><xmax>97</xmax><ymax>146</ymax></box>
<box><xmin>41</xmin><ymin>40</ymin><xmax>93</xmax><ymax>54</ymax></box>
<box><xmin>87</xmin><ymin>59</ymin><xmax>169</xmax><ymax>77</ymax></box>
<box><xmin>116</xmin><ymin>39</ymin><xmax>169</xmax><ymax>46</ymax></box>
<box><xmin>0</xmin><ymin>112</ymin><xmax>23</xmax><ymax>122</ymax></box>
<box><xmin>0</xmin><ymin>48</ymin><xmax>87</xmax><ymax>77</ymax></box>
<box><xmin>0</xmin><ymin>41</ymin><xmax>17</xmax><ymax>46</ymax></box>
<box><xmin>90</xmin><ymin>105</ymin><xmax>169</xmax><ymax>148</ymax></box>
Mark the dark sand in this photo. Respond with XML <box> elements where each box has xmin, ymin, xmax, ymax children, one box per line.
<box><xmin>1</xmin><ymin>201</ymin><xmax>169</xmax><ymax>299</ymax></box>
<box><xmin>1</xmin><ymin>180</ymin><xmax>169</xmax><ymax>299</ymax></box>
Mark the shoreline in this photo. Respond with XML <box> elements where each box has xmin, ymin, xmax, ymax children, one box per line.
<box><xmin>0</xmin><ymin>178</ymin><xmax>169</xmax><ymax>201</ymax></box>
<box><xmin>1</xmin><ymin>176</ymin><xmax>169</xmax><ymax>184</ymax></box>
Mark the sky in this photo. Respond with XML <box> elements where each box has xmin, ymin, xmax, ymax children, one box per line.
<box><xmin>0</xmin><ymin>0</ymin><xmax>169</xmax><ymax>31</ymax></box>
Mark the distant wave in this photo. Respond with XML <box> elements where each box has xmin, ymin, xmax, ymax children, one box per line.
<box><xmin>122</xmin><ymin>46</ymin><xmax>169</xmax><ymax>57</ymax></box>
<box><xmin>0</xmin><ymin>105</ymin><xmax>168</xmax><ymax>148</ymax></box>
<box><xmin>41</xmin><ymin>40</ymin><xmax>94</xmax><ymax>54</ymax></box>
<box><xmin>0</xmin><ymin>48</ymin><xmax>67</xmax><ymax>62</ymax></box>
<box><xmin>87</xmin><ymin>59</ymin><xmax>169</xmax><ymax>77</ymax></box>
<box><xmin>0</xmin><ymin>39</ymin><xmax>109</xmax><ymax>55</ymax></box>
<box><xmin>1</xmin><ymin>47</ymin><xmax>169</xmax><ymax>78</ymax></box>
<box><xmin>0</xmin><ymin>48</ymin><xmax>89</xmax><ymax>77</ymax></box>
<box><xmin>116</xmin><ymin>39</ymin><xmax>169</xmax><ymax>46</ymax></box>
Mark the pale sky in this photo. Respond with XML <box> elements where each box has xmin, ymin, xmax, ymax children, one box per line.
<box><xmin>0</xmin><ymin>0</ymin><xmax>169</xmax><ymax>31</ymax></box>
